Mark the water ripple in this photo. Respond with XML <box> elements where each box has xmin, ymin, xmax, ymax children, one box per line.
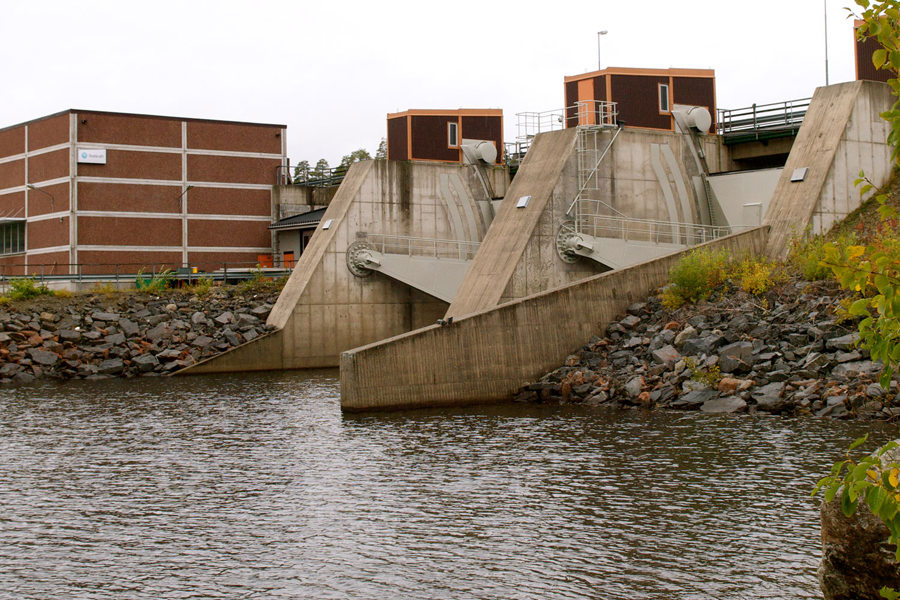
<box><xmin>0</xmin><ymin>372</ymin><xmax>888</xmax><ymax>599</ymax></box>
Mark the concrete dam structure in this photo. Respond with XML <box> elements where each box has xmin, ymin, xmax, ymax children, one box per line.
<box><xmin>186</xmin><ymin>108</ymin><xmax>731</xmax><ymax>376</ymax></box>
<box><xmin>186</xmin><ymin>80</ymin><xmax>893</xmax><ymax>413</ymax></box>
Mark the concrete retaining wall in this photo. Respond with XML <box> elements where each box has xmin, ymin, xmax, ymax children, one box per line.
<box><xmin>272</xmin><ymin>184</ymin><xmax>339</xmax><ymax>211</ymax></box>
<box><xmin>340</xmin><ymin>226</ymin><xmax>769</xmax><ymax>412</ymax></box>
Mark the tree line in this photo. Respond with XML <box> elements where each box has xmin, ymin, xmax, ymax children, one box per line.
<box><xmin>293</xmin><ymin>139</ymin><xmax>386</xmax><ymax>182</ymax></box>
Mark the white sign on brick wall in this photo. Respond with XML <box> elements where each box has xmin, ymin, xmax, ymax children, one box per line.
<box><xmin>77</xmin><ymin>147</ymin><xmax>107</xmax><ymax>164</ymax></box>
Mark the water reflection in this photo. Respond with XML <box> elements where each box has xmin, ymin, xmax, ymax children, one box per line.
<box><xmin>0</xmin><ymin>371</ymin><xmax>888</xmax><ymax>599</ymax></box>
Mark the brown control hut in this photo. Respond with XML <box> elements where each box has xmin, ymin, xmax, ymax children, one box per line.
<box><xmin>854</xmin><ymin>20</ymin><xmax>893</xmax><ymax>83</ymax></box>
<box><xmin>386</xmin><ymin>109</ymin><xmax>503</xmax><ymax>164</ymax></box>
<box><xmin>564</xmin><ymin>67</ymin><xmax>716</xmax><ymax>131</ymax></box>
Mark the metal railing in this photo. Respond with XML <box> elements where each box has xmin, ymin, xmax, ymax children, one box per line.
<box><xmin>504</xmin><ymin>141</ymin><xmax>530</xmax><ymax>168</ymax></box>
<box><xmin>516</xmin><ymin>100</ymin><xmax>618</xmax><ymax>145</ymax></box>
<box><xmin>717</xmin><ymin>97</ymin><xmax>810</xmax><ymax>139</ymax></box>
<box><xmin>275</xmin><ymin>164</ymin><xmax>350</xmax><ymax>187</ymax></box>
<box><xmin>573</xmin><ymin>213</ymin><xmax>747</xmax><ymax>246</ymax></box>
<box><xmin>0</xmin><ymin>260</ymin><xmax>295</xmax><ymax>290</ymax></box>
<box><xmin>361</xmin><ymin>234</ymin><xmax>480</xmax><ymax>261</ymax></box>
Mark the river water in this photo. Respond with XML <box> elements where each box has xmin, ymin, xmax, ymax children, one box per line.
<box><xmin>0</xmin><ymin>370</ymin><xmax>890</xmax><ymax>599</ymax></box>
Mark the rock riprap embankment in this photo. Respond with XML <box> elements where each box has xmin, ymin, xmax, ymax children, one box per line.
<box><xmin>517</xmin><ymin>278</ymin><xmax>899</xmax><ymax>421</ymax></box>
<box><xmin>0</xmin><ymin>288</ymin><xmax>280</xmax><ymax>383</ymax></box>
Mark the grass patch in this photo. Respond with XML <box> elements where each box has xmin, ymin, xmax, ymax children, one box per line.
<box><xmin>187</xmin><ymin>275</ymin><xmax>214</xmax><ymax>297</ymax></box>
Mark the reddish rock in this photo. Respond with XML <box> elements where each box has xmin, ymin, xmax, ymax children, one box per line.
<box><xmin>718</xmin><ymin>377</ymin><xmax>740</xmax><ymax>394</ymax></box>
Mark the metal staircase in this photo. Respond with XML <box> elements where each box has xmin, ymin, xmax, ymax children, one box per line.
<box><xmin>568</xmin><ymin>122</ymin><xmax>624</xmax><ymax>218</ymax></box>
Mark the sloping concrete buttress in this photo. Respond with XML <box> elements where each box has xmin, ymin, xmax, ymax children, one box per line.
<box><xmin>765</xmin><ymin>80</ymin><xmax>892</xmax><ymax>260</ymax></box>
<box><xmin>447</xmin><ymin>129</ymin><xmax>587</xmax><ymax>318</ymax></box>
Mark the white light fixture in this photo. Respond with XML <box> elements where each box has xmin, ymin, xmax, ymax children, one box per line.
<box><xmin>516</xmin><ymin>196</ymin><xmax>531</xmax><ymax>208</ymax></box>
<box><xmin>322</xmin><ymin>219</ymin><xmax>334</xmax><ymax>230</ymax></box>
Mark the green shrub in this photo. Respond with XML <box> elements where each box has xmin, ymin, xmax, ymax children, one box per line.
<box><xmin>661</xmin><ymin>248</ymin><xmax>730</xmax><ymax>309</ymax></box>
<box><xmin>238</xmin><ymin>265</ymin><xmax>272</xmax><ymax>293</ymax></box>
<box><xmin>684</xmin><ymin>357</ymin><xmax>722</xmax><ymax>387</ymax></box>
<box><xmin>661</xmin><ymin>250</ymin><xmax>787</xmax><ymax>309</ymax></box>
<box><xmin>91</xmin><ymin>282</ymin><xmax>118</xmax><ymax>295</ymax></box>
<box><xmin>8</xmin><ymin>277</ymin><xmax>52</xmax><ymax>301</ymax></box>
<box><xmin>789</xmin><ymin>230</ymin><xmax>856</xmax><ymax>281</ymax></box>
<box><xmin>136</xmin><ymin>268</ymin><xmax>173</xmax><ymax>293</ymax></box>
<box><xmin>736</xmin><ymin>256</ymin><xmax>786</xmax><ymax>295</ymax></box>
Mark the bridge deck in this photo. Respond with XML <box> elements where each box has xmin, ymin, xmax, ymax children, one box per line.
<box><xmin>717</xmin><ymin>97</ymin><xmax>810</xmax><ymax>144</ymax></box>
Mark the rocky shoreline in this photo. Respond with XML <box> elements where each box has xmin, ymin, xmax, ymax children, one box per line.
<box><xmin>0</xmin><ymin>287</ymin><xmax>281</xmax><ymax>384</ymax></box>
<box><xmin>516</xmin><ymin>277</ymin><xmax>899</xmax><ymax>421</ymax></box>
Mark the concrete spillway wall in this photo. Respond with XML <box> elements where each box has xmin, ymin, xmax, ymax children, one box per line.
<box><xmin>765</xmin><ymin>80</ymin><xmax>893</xmax><ymax>259</ymax></box>
<box><xmin>185</xmin><ymin>159</ymin><xmax>507</xmax><ymax>373</ymax></box>
<box><xmin>341</xmin><ymin>226</ymin><xmax>768</xmax><ymax>412</ymax></box>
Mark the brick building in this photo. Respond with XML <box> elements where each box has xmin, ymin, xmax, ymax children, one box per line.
<box><xmin>0</xmin><ymin>109</ymin><xmax>286</xmax><ymax>276</ymax></box>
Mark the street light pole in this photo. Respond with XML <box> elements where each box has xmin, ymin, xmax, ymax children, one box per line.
<box><xmin>597</xmin><ymin>30</ymin><xmax>608</xmax><ymax>70</ymax></box>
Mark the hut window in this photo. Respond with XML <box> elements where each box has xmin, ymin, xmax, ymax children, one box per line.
<box><xmin>448</xmin><ymin>122</ymin><xmax>459</xmax><ymax>148</ymax></box>
<box><xmin>659</xmin><ymin>83</ymin><xmax>670</xmax><ymax>113</ymax></box>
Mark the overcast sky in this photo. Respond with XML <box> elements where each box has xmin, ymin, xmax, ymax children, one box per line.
<box><xmin>2</xmin><ymin>0</ymin><xmax>860</xmax><ymax>166</ymax></box>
